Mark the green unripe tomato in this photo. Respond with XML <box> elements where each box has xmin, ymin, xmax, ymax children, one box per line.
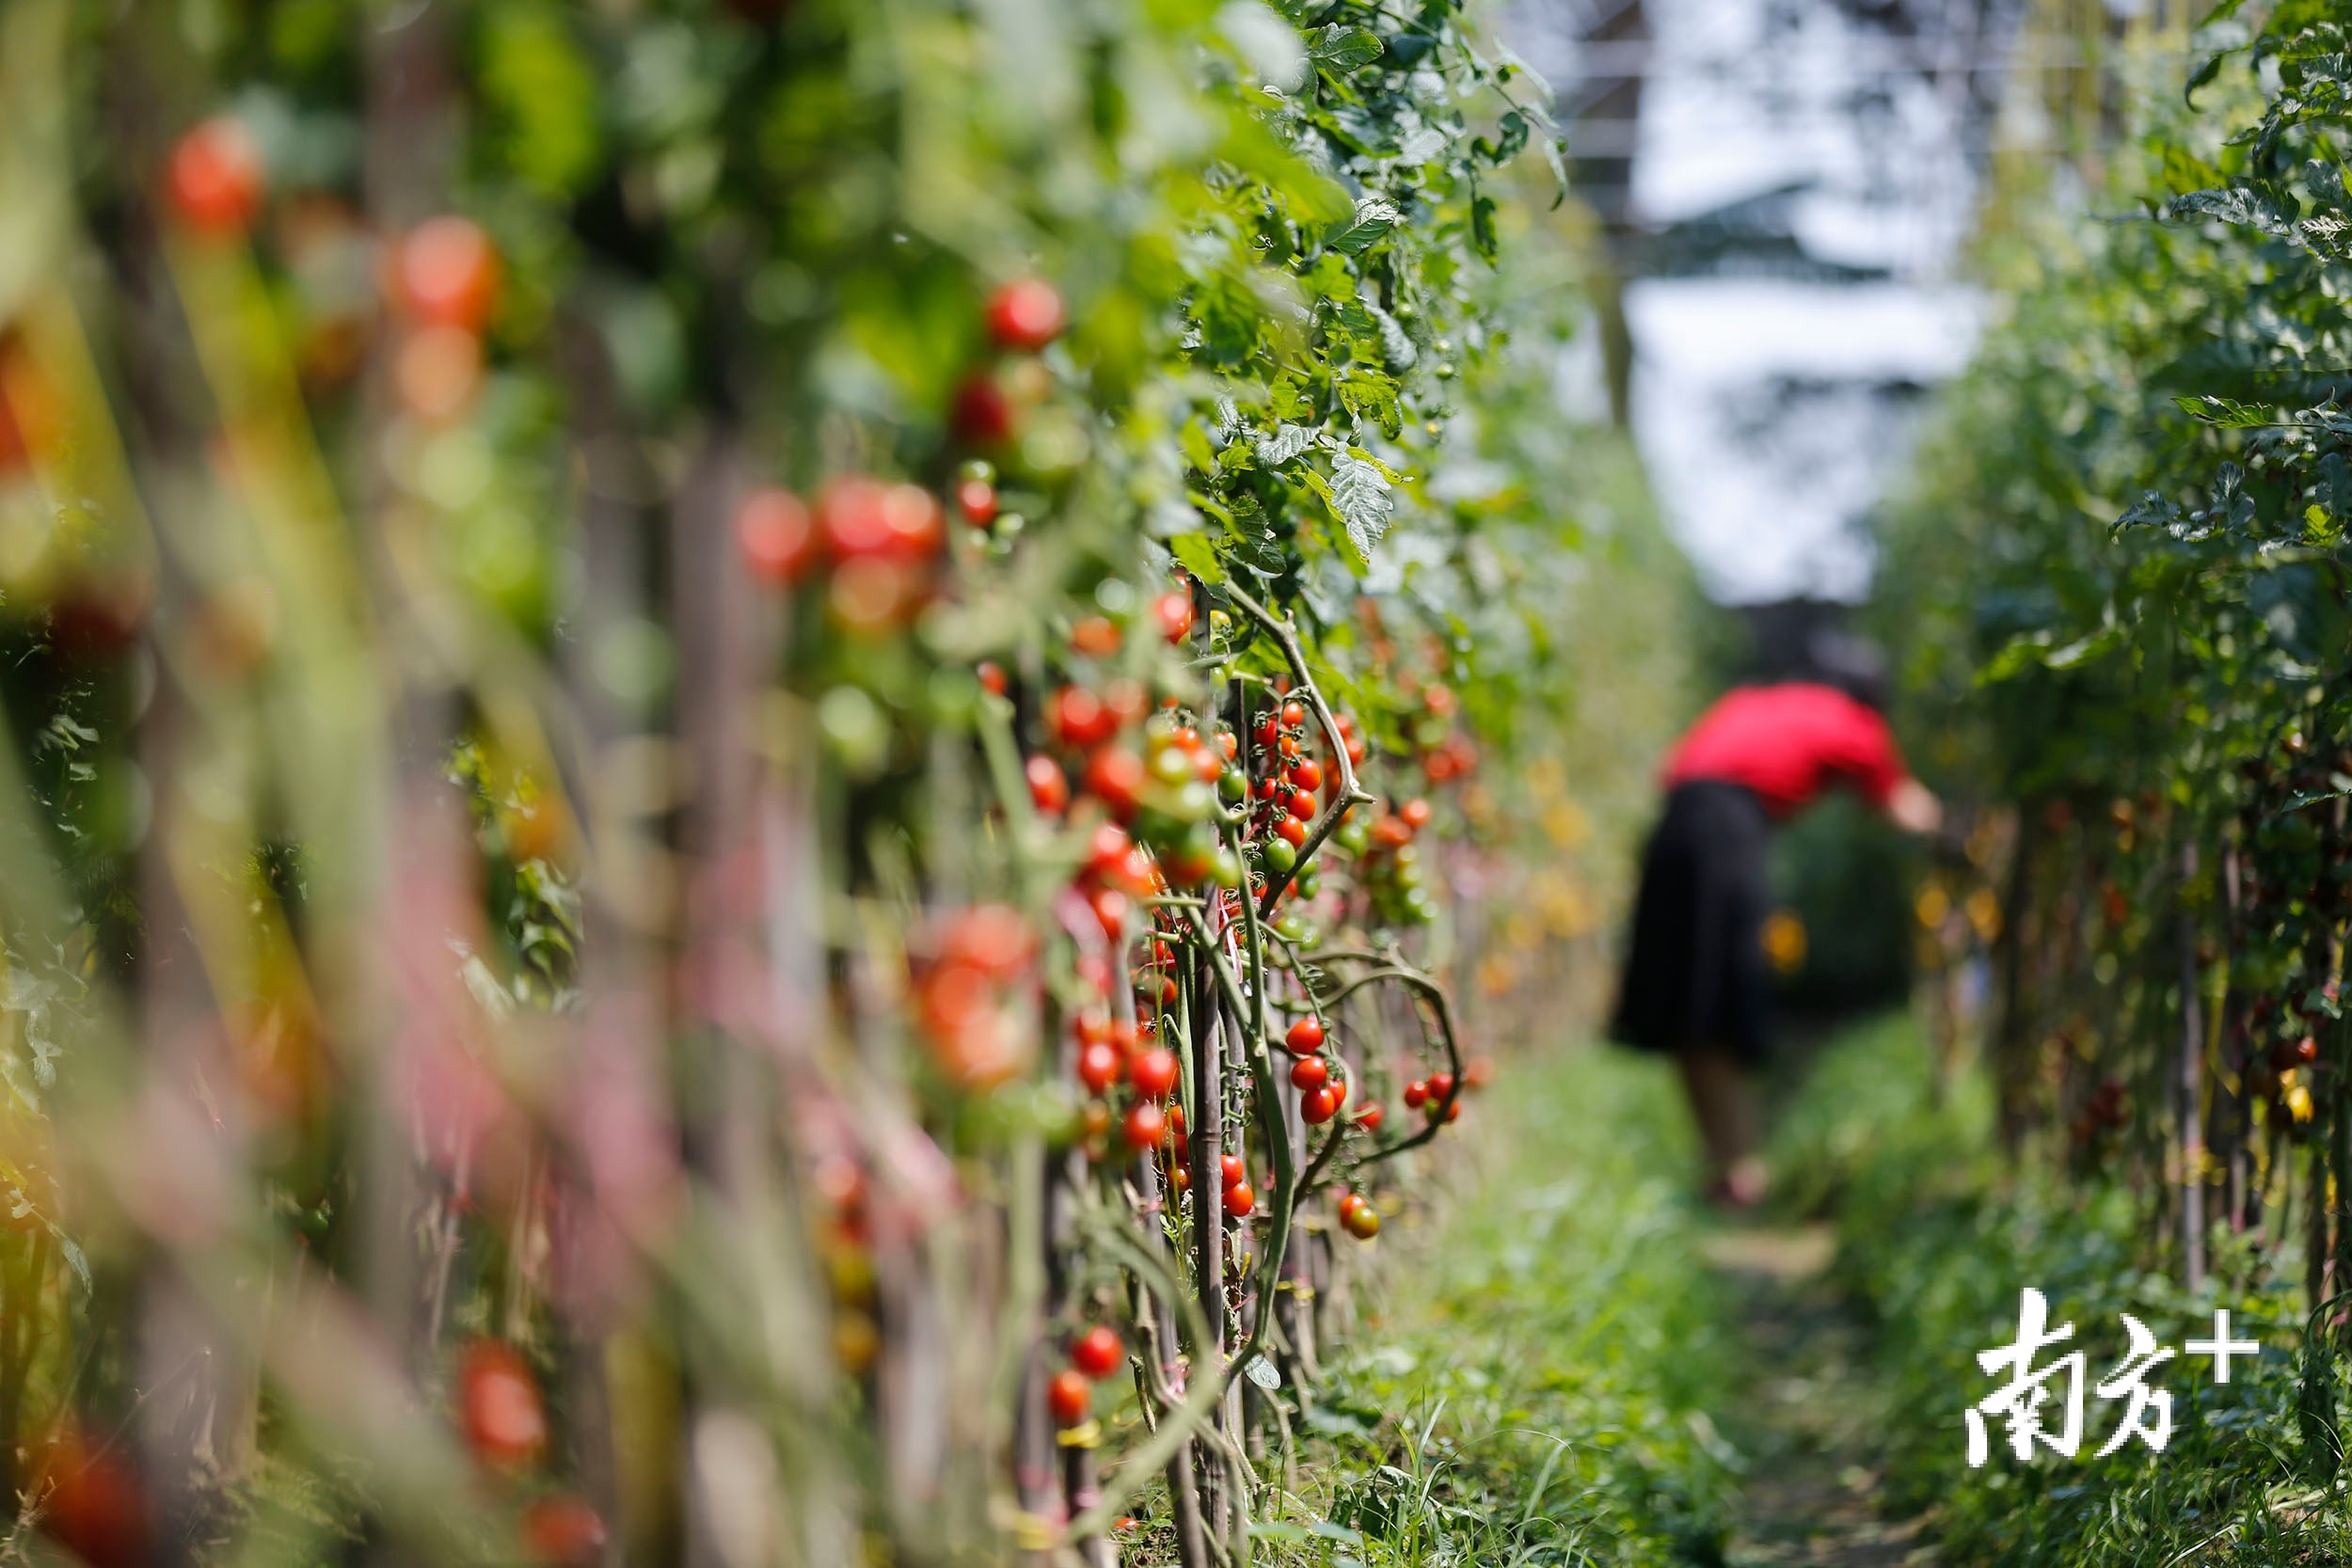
<box><xmin>1218</xmin><ymin>768</ymin><xmax>1248</xmax><ymax>804</ymax></box>
<box><xmin>1211</xmin><ymin>848</ymin><xmax>1245</xmax><ymax>889</ymax></box>
<box><xmin>1264</xmin><ymin>838</ymin><xmax>1297</xmax><ymax>874</ymax></box>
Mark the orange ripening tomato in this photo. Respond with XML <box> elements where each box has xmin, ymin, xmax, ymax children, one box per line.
<box><xmin>736</xmin><ymin>487</ymin><xmax>817</xmax><ymax>587</ymax></box>
<box><xmin>166</xmin><ymin>117</ymin><xmax>264</xmax><ymax>235</ymax></box>
<box><xmin>395</xmin><ymin>215</ymin><xmax>501</xmax><ymax>333</ymax></box>
<box><xmin>521</xmin><ymin>1497</ymin><xmax>608</xmax><ymax>1567</ymax></box>
<box><xmin>458</xmin><ymin>1339</ymin><xmax>548</xmax><ymax>1470</ymax></box>
<box><xmin>1048</xmin><ymin>1368</ymin><xmax>1093</xmax><ymax>1426</ymax></box>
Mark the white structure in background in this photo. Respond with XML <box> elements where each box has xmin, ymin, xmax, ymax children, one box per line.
<box><xmin>1509</xmin><ymin>0</ymin><xmax>2003</xmax><ymax>603</ymax></box>
<box><xmin>1626</xmin><ymin>278</ymin><xmax>1980</xmax><ymax>603</ymax></box>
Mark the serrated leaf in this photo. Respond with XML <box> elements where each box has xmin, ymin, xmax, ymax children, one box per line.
<box><xmin>1257</xmin><ymin>422</ymin><xmax>1319</xmax><ymax>465</ymax></box>
<box><xmin>1324</xmin><ymin>198</ymin><xmax>1399</xmax><ymax>257</ymax></box>
<box><xmin>2175</xmin><ymin>394</ymin><xmax>2277</xmax><ymax>427</ymax></box>
<box><xmin>1310</xmin><ymin>25</ymin><xmax>1383</xmax><ymax>68</ymax></box>
<box><xmin>1330</xmin><ymin>451</ymin><xmax>1394</xmax><ymax>558</ymax></box>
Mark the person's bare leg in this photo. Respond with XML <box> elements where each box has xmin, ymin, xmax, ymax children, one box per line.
<box><xmin>1677</xmin><ymin>1048</ymin><xmax>1766</xmax><ymax>1205</ymax></box>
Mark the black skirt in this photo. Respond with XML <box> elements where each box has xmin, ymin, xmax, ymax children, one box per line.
<box><xmin>1610</xmin><ymin>780</ymin><xmax>1773</xmax><ymax>1066</ymax></box>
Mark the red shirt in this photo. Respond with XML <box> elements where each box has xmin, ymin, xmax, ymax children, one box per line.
<box><xmin>1661</xmin><ymin>682</ymin><xmax>1908</xmax><ymax>818</ymax></box>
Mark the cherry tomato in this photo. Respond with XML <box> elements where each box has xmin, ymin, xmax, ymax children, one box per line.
<box><xmin>1290</xmin><ymin>1056</ymin><xmax>1329</xmax><ymax>1092</ymax></box>
<box><xmin>1289</xmin><ymin>790</ymin><xmax>1317</xmax><ymax>821</ymax></box>
<box><xmin>1284</xmin><ymin>1017</ymin><xmax>1325</xmax><ymax>1056</ymax></box>
<box><xmin>987</xmin><ymin>278</ymin><xmax>1068</xmax><ymax>351</ymax></box>
<box><xmin>1052</xmin><ymin>688</ymin><xmax>1118</xmax><ymax>750</ymax></box>
<box><xmin>1425</xmin><ymin>1071</ymin><xmax>1454</xmax><ymax>1101</ymax></box>
<box><xmin>1222</xmin><ymin>1180</ymin><xmax>1255</xmax><ymax>1218</ymax></box>
<box><xmin>1300</xmin><ymin>1085</ymin><xmax>1340</xmax><ymax>1125</ymax></box>
<box><xmin>36</xmin><ymin>1430</ymin><xmax>151</xmax><ymax>1568</ymax></box>
<box><xmin>1129</xmin><ymin>1046</ymin><xmax>1180</xmax><ymax>1101</ymax></box>
<box><xmin>1026</xmin><ymin>754</ymin><xmax>1070</xmax><ymax>814</ymax></box>
<box><xmin>1121</xmin><ymin>1101</ymin><xmax>1167</xmax><ymax>1150</ymax></box>
<box><xmin>1075</xmin><ymin>1010</ymin><xmax>1115</xmax><ymax>1047</ymax></box>
<box><xmin>1343</xmin><ymin>1202</ymin><xmax>1381</xmax><ymax>1240</ymax></box>
<box><xmin>166</xmin><ymin>117</ymin><xmax>264</xmax><ymax>235</ymax></box>
<box><xmin>1090</xmin><ymin>886</ymin><xmax>1131</xmax><ymax>941</ymax></box>
<box><xmin>1154</xmin><ymin>590</ymin><xmax>1195</xmax><ymax>643</ymax></box>
<box><xmin>1085</xmin><ymin>748</ymin><xmax>1146</xmax><ymax>817</ymax></box>
<box><xmin>977</xmin><ymin>661</ymin><xmax>1009</xmax><ymax>696</ymax></box>
<box><xmin>1403</xmin><ymin>1080</ymin><xmax>1427</xmax><ymax>1108</ymax></box>
<box><xmin>1288</xmin><ymin>759</ymin><xmax>1323</xmax><ymax>793</ymax></box>
<box><xmin>1275</xmin><ymin>816</ymin><xmax>1308</xmax><ymax>848</ymax></box>
<box><xmin>521</xmin><ymin>1497</ymin><xmax>608</xmax><ymax>1567</ymax></box>
<box><xmin>1280</xmin><ymin>702</ymin><xmax>1305</xmax><ymax>727</ymax></box>
<box><xmin>1071</xmin><ymin>1323</ymin><xmax>1124</xmax><ymax>1380</ymax></box>
<box><xmin>818</xmin><ymin>478</ymin><xmax>944</xmax><ymax>562</ymax></box>
<box><xmin>458</xmin><ymin>1339</ymin><xmax>547</xmax><ymax>1469</ymax></box>
<box><xmin>952</xmin><ymin>374</ymin><xmax>1014</xmax><ymax>442</ymax></box>
<box><xmin>396</xmin><ymin>215</ymin><xmax>501</xmax><ymax>333</ymax></box>
<box><xmin>1048</xmin><ymin>1368</ymin><xmax>1093</xmax><ymax>1426</ymax></box>
<box><xmin>736</xmin><ymin>487</ymin><xmax>817</xmax><ymax>586</ymax></box>
<box><xmin>1219</xmin><ymin>1153</ymin><xmax>1247</xmax><ymax>1188</ymax></box>
<box><xmin>956</xmin><ymin>477</ymin><xmax>998</xmax><ymax>525</ymax></box>
<box><xmin>1355</xmin><ymin>1101</ymin><xmax>1384</xmax><ymax>1132</ymax></box>
<box><xmin>1073</xmin><ymin>616</ymin><xmax>1121</xmax><ymax>657</ymax></box>
<box><xmin>1085</xmin><ymin>821</ymin><xmax>1132</xmax><ymax>875</ymax></box>
<box><xmin>1399</xmin><ymin>798</ymin><xmax>1433</xmax><ymax>831</ymax></box>
<box><xmin>1077</xmin><ymin>1040</ymin><xmax>1124</xmax><ymax>1094</ymax></box>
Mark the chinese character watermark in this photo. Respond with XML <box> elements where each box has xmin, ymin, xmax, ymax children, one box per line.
<box><xmin>1964</xmin><ymin>1291</ymin><xmax>2263</xmax><ymax>1466</ymax></box>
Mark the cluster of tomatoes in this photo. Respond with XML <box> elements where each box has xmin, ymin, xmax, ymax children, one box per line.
<box><xmin>448</xmin><ymin>1339</ymin><xmax>609</xmax><ymax>1565</ymax></box>
<box><xmin>1338</xmin><ymin>795</ymin><xmax>1438</xmax><ymax>927</ymax></box>
<box><xmin>915</xmin><ymin>902</ymin><xmax>1040</xmax><ymax>1090</ymax></box>
<box><xmin>167</xmin><ymin>117</ymin><xmax>505</xmax><ymax>425</ymax></box>
<box><xmin>734</xmin><ymin>277</ymin><xmax>1077</xmax><ymax>631</ymax></box>
<box><xmin>1047</xmin><ymin>1322</ymin><xmax>1127</xmax><ymax>1428</ymax></box>
<box><xmin>1409</xmin><ymin>684</ymin><xmax>1479</xmax><ymax>785</ymax></box>
<box><xmin>1073</xmin><ymin>1006</ymin><xmax>1184</xmax><ymax>1160</ymax></box>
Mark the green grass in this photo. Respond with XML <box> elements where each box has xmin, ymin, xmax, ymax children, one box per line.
<box><xmin>1243</xmin><ymin>1047</ymin><xmax>1739</xmax><ymax>1566</ymax></box>
<box><xmin>1773</xmin><ymin>1012</ymin><xmax>2352</xmax><ymax>1565</ymax></box>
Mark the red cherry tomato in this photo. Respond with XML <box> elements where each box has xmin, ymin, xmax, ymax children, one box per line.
<box><xmin>1280</xmin><ymin>702</ymin><xmax>1305</xmax><ymax>727</ymax></box>
<box><xmin>1222</xmin><ymin>1180</ymin><xmax>1255</xmax><ymax>1218</ymax></box>
<box><xmin>37</xmin><ymin>1430</ymin><xmax>151</xmax><ymax>1568</ymax></box>
<box><xmin>818</xmin><ymin>478</ymin><xmax>944</xmax><ymax>562</ymax></box>
<box><xmin>1290</xmin><ymin>1055</ymin><xmax>1329</xmax><ymax>1092</ymax></box>
<box><xmin>956</xmin><ymin>478</ymin><xmax>998</xmax><ymax>525</ymax></box>
<box><xmin>952</xmin><ymin>374</ymin><xmax>1014</xmax><ymax>443</ymax></box>
<box><xmin>1085</xmin><ymin>821</ymin><xmax>1131</xmax><ymax>875</ymax></box>
<box><xmin>458</xmin><ymin>1339</ymin><xmax>547</xmax><ymax>1469</ymax></box>
<box><xmin>1052</xmin><ymin>687</ymin><xmax>1119</xmax><ymax>749</ymax></box>
<box><xmin>1289</xmin><ymin>790</ymin><xmax>1317</xmax><ymax>821</ymax></box>
<box><xmin>1300</xmin><ymin>1085</ymin><xmax>1339</xmax><ymax>1125</ymax></box>
<box><xmin>1090</xmin><ymin>886</ymin><xmax>1131</xmax><ymax>941</ymax></box>
<box><xmin>977</xmin><ymin>660</ymin><xmax>1009</xmax><ymax>696</ymax></box>
<box><xmin>736</xmin><ymin>487</ymin><xmax>817</xmax><ymax>586</ymax></box>
<box><xmin>1284</xmin><ymin>1017</ymin><xmax>1325</xmax><ymax>1056</ymax></box>
<box><xmin>1275</xmin><ymin>816</ymin><xmax>1308</xmax><ymax>847</ymax></box>
<box><xmin>987</xmin><ymin>278</ymin><xmax>1068</xmax><ymax>351</ymax></box>
<box><xmin>1216</xmin><ymin>1153</ymin><xmax>1244</xmax><ymax>1187</ymax></box>
<box><xmin>521</xmin><ymin>1497</ymin><xmax>608</xmax><ymax>1567</ymax></box>
<box><xmin>1400</xmin><ymin>798</ymin><xmax>1434</xmax><ymax>831</ymax></box>
<box><xmin>1026</xmin><ymin>754</ymin><xmax>1070</xmax><ymax>814</ymax></box>
<box><xmin>1084</xmin><ymin>748</ymin><xmax>1146</xmax><ymax>817</ymax></box>
<box><xmin>1355</xmin><ymin>1101</ymin><xmax>1385</xmax><ymax>1132</ymax></box>
<box><xmin>1403</xmin><ymin>1080</ymin><xmax>1427</xmax><ymax>1108</ymax></box>
<box><xmin>1129</xmin><ymin>1046</ymin><xmax>1180</xmax><ymax>1101</ymax></box>
<box><xmin>1071</xmin><ymin>1323</ymin><xmax>1124</xmax><ymax>1380</ymax></box>
<box><xmin>1121</xmin><ymin>1101</ymin><xmax>1167</xmax><ymax>1150</ymax></box>
<box><xmin>1426</xmin><ymin>1071</ymin><xmax>1454</xmax><ymax>1101</ymax></box>
<box><xmin>1049</xmin><ymin>1368</ymin><xmax>1093</xmax><ymax>1426</ymax></box>
<box><xmin>396</xmin><ymin>215</ymin><xmax>501</xmax><ymax>333</ymax></box>
<box><xmin>166</xmin><ymin>117</ymin><xmax>264</xmax><ymax>235</ymax></box>
<box><xmin>1289</xmin><ymin>759</ymin><xmax>1324</xmax><ymax>793</ymax></box>
<box><xmin>1075</xmin><ymin>1010</ymin><xmax>1115</xmax><ymax>1047</ymax></box>
<box><xmin>1154</xmin><ymin>590</ymin><xmax>1196</xmax><ymax>643</ymax></box>
<box><xmin>1077</xmin><ymin>1040</ymin><xmax>1123</xmax><ymax>1094</ymax></box>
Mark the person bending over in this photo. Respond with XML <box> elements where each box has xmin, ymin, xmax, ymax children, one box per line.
<box><xmin>1610</xmin><ymin>672</ymin><xmax>1939</xmax><ymax>1207</ymax></box>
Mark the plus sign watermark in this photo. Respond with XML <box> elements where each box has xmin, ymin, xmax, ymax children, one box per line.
<box><xmin>1964</xmin><ymin>1290</ymin><xmax>2265</xmax><ymax>1466</ymax></box>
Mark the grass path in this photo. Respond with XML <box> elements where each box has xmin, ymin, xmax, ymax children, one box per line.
<box><xmin>1702</xmin><ymin>1222</ymin><xmax>1938</xmax><ymax>1567</ymax></box>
